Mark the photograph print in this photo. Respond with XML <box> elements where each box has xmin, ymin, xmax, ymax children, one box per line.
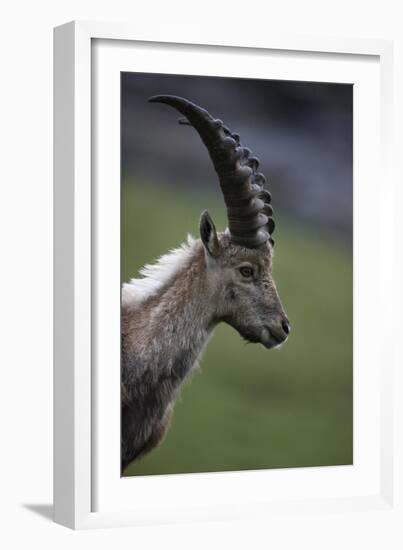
<box><xmin>121</xmin><ymin>73</ymin><xmax>353</xmax><ymax>477</ymax></box>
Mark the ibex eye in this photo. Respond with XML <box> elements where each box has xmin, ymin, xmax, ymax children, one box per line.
<box><xmin>239</xmin><ymin>266</ymin><xmax>254</xmax><ymax>278</ymax></box>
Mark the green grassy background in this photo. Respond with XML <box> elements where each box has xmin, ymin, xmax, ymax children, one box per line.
<box><xmin>122</xmin><ymin>181</ymin><xmax>353</xmax><ymax>476</ymax></box>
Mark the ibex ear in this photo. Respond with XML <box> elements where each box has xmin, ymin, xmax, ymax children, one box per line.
<box><xmin>200</xmin><ymin>210</ymin><xmax>220</xmax><ymax>258</ymax></box>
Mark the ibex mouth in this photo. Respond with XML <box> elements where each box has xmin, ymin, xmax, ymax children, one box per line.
<box><xmin>240</xmin><ymin>326</ymin><xmax>287</xmax><ymax>349</ymax></box>
<box><xmin>241</xmin><ymin>332</ymin><xmax>261</xmax><ymax>345</ymax></box>
<box><xmin>261</xmin><ymin>327</ymin><xmax>287</xmax><ymax>349</ymax></box>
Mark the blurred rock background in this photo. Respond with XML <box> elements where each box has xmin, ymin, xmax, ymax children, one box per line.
<box><xmin>122</xmin><ymin>73</ymin><xmax>353</xmax><ymax>242</ymax></box>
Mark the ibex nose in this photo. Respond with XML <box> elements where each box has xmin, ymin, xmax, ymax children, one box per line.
<box><xmin>281</xmin><ymin>319</ymin><xmax>291</xmax><ymax>336</ymax></box>
<box><xmin>267</xmin><ymin>316</ymin><xmax>290</xmax><ymax>344</ymax></box>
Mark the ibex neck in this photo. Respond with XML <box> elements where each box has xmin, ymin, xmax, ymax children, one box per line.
<box><xmin>123</xmin><ymin>241</ymin><xmax>216</xmax><ymax>385</ymax></box>
<box><xmin>148</xmin><ymin>242</ymin><xmax>216</xmax><ymax>370</ymax></box>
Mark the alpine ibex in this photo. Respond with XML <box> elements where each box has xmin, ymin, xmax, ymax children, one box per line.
<box><xmin>121</xmin><ymin>96</ymin><xmax>290</xmax><ymax>471</ymax></box>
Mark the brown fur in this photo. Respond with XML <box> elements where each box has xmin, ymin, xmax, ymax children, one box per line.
<box><xmin>121</xmin><ymin>224</ymin><xmax>289</xmax><ymax>472</ymax></box>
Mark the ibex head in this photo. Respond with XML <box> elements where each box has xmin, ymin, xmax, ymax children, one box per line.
<box><xmin>149</xmin><ymin>95</ymin><xmax>290</xmax><ymax>349</ymax></box>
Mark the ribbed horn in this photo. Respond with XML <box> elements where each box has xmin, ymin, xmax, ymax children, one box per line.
<box><xmin>148</xmin><ymin>95</ymin><xmax>275</xmax><ymax>248</ymax></box>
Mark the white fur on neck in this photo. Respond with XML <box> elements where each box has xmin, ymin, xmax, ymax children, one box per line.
<box><xmin>122</xmin><ymin>235</ymin><xmax>196</xmax><ymax>306</ymax></box>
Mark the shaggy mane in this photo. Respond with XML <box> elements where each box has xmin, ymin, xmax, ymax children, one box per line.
<box><xmin>122</xmin><ymin>235</ymin><xmax>196</xmax><ymax>306</ymax></box>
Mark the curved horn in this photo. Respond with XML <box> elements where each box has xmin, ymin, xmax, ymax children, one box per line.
<box><xmin>148</xmin><ymin>95</ymin><xmax>275</xmax><ymax>248</ymax></box>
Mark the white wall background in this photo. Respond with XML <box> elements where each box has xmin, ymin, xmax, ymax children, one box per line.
<box><xmin>0</xmin><ymin>1</ymin><xmax>402</xmax><ymax>548</ymax></box>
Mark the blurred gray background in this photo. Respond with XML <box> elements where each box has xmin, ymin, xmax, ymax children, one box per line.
<box><xmin>122</xmin><ymin>73</ymin><xmax>352</xmax><ymax>242</ymax></box>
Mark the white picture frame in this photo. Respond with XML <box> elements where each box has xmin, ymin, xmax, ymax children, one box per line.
<box><xmin>54</xmin><ymin>20</ymin><xmax>400</xmax><ymax>532</ymax></box>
